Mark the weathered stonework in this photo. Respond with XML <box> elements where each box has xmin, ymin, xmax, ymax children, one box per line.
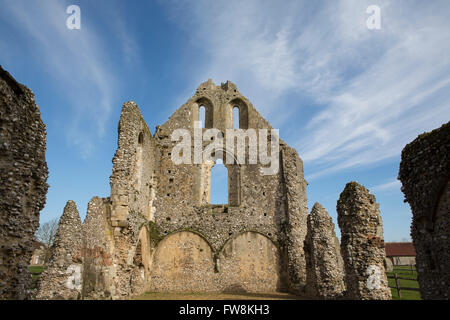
<box><xmin>337</xmin><ymin>182</ymin><xmax>391</xmax><ymax>300</ymax></box>
<box><xmin>33</xmin><ymin>79</ymin><xmax>308</xmax><ymax>298</ymax></box>
<box><xmin>81</xmin><ymin>196</ymin><xmax>115</xmax><ymax>299</ymax></box>
<box><xmin>36</xmin><ymin>201</ymin><xmax>83</xmax><ymax>300</ymax></box>
<box><xmin>0</xmin><ymin>66</ymin><xmax>49</xmax><ymax>299</ymax></box>
<box><xmin>398</xmin><ymin>122</ymin><xmax>449</xmax><ymax>300</ymax></box>
<box><xmin>26</xmin><ymin>78</ymin><xmax>401</xmax><ymax>300</ymax></box>
<box><xmin>305</xmin><ymin>203</ymin><xmax>345</xmax><ymax>299</ymax></box>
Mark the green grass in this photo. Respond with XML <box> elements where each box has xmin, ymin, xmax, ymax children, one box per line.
<box><xmin>29</xmin><ymin>265</ymin><xmax>46</xmax><ymax>289</ymax></box>
<box><xmin>29</xmin><ymin>265</ymin><xmax>45</xmax><ymax>274</ymax></box>
<box><xmin>386</xmin><ymin>266</ymin><xmax>421</xmax><ymax>300</ymax></box>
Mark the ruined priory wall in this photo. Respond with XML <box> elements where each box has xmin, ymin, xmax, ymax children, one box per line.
<box><xmin>305</xmin><ymin>203</ymin><xmax>345</xmax><ymax>299</ymax></box>
<box><xmin>148</xmin><ymin>230</ymin><xmax>281</xmax><ymax>293</ymax></box>
<box><xmin>110</xmin><ymin>101</ymin><xmax>155</xmax><ymax>226</ymax></box>
<box><xmin>398</xmin><ymin>122</ymin><xmax>449</xmax><ymax>300</ymax></box>
<box><xmin>81</xmin><ymin>197</ymin><xmax>115</xmax><ymax>299</ymax></box>
<box><xmin>337</xmin><ymin>182</ymin><xmax>391</xmax><ymax>300</ymax></box>
<box><xmin>36</xmin><ymin>201</ymin><xmax>83</xmax><ymax>300</ymax></box>
<box><xmin>152</xmin><ymin>81</ymin><xmax>287</xmax><ymax>252</ymax></box>
<box><xmin>0</xmin><ymin>66</ymin><xmax>49</xmax><ymax>299</ymax></box>
<box><xmin>280</xmin><ymin>145</ymin><xmax>308</xmax><ymax>293</ymax></box>
<box><xmin>147</xmin><ymin>81</ymin><xmax>305</xmax><ymax>291</ymax></box>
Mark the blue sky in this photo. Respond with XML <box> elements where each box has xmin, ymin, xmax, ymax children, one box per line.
<box><xmin>1</xmin><ymin>0</ymin><xmax>449</xmax><ymax>241</ymax></box>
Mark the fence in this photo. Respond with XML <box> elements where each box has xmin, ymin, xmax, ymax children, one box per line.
<box><xmin>387</xmin><ymin>272</ymin><xmax>420</xmax><ymax>298</ymax></box>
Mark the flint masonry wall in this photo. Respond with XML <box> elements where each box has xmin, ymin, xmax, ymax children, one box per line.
<box><xmin>0</xmin><ymin>66</ymin><xmax>49</xmax><ymax>299</ymax></box>
<box><xmin>305</xmin><ymin>203</ymin><xmax>345</xmax><ymax>299</ymax></box>
<box><xmin>398</xmin><ymin>122</ymin><xmax>449</xmax><ymax>300</ymax></box>
<box><xmin>36</xmin><ymin>201</ymin><xmax>83</xmax><ymax>300</ymax></box>
<box><xmin>33</xmin><ymin>80</ymin><xmax>308</xmax><ymax>298</ymax></box>
<box><xmin>82</xmin><ymin>196</ymin><xmax>115</xmax><ymax>299</ymax></box>
<box><xmin>144</xmin><ymin>80</ymin><xmax>307</xmax><ymax>293</ymax></box>
<box><xmin>88</xmin><ymin>80</ymin><xmax>308</xmax><ymax>296</ymax></box>
<box><xmin>337</xmin><ymin>182</ymin><xmax>391</xmax><ymax>300</ymax></box>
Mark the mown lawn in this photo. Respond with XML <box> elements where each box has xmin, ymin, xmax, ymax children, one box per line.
<box><xmin>386</xmin><ymin>265</ymin><xmax>421</xmax><ymax>300</ymax></box>
<box><xmin>29</xmin><ymin>265</ymin><xmax>46</xmax><ymax>289</ymax></box>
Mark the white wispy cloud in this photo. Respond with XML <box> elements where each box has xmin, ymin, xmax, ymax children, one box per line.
<box><xmin>163</xmin><ymin>0</ymin><xmax>450</xmax><ymax>179</ymax></box>
<box><xmin>370</xmin><ymin>179</ymin><xmax>401</xmax><ymax>193</ymax></box>
<box><xmin>0</xmin><ymin>0</ymin><xmax>134</xmax><ymax>157</ymax></box>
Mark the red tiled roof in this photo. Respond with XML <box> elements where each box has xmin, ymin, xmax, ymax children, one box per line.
<box><xmin>385</xmin><ymin>242</ymin><xmax>416</xmax><ymax>257</ymax></box>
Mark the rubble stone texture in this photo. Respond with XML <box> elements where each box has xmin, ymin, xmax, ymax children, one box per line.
<box><xmin>305</xmin><ymin>203</ymin><xmax>345</xmax><ymax>299</ymax></box>
<box><xmin>81</xmin><ymin>196</ymin><xmax>115</xmax><ymax>299</ymax></box>
<box><xmin>0</xmin><ymin>66</ymin><xmax>49</xmax><ymax>299</ymax></box>
<box><xmin>398</xmin><ymin>122</ymin><xmax>449</xmax><ymax>300</ymax></box>
<box><xmin>106</xmin><ymin>80</ymin><xmax>309</xmax><ymax>296</ymax></box>
<box><xmin>40</xmin><ymin>79</ymin><xmax>306</xmax><ymax>298</ymax></box>
<box><xmin>36</xmin><ymin>201</ymin><xmax>83</xmax><ymax>300</ymax></box>
<box><xmin>337</xmin><ymin>182</ymin><xmax>391</xmax><ymax>300</ymax></box>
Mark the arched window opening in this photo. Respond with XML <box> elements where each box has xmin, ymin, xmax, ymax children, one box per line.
<box><xmin>199</xmin><ymin>105</ymin><xmax>206</xmax><ymax>128</ymax></box>
<box><xmin>210</xmin><ymin>158</ymin><xmax>228</xmax><ymax>204</ymax></box>
<box><xmin>138</xmin><ymin>132</ymin><xmax>144</xmax><ymax>144</ymax></box>
<box><xmin>229</xmin><ymin>98</ymin><xmax>248</xmax><ymax>129</ymax></box>
<box><xmin>233</xmin><ymin>106</ymin><xmax>239</xmax><ymax>129</ymax></box>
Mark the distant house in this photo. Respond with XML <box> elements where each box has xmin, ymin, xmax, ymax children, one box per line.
<box><xmin>385</xmin><ymin>242</ymin><xmax>416</xmax><ymax>266</ymax></box>
<box><xmin>30</xmin><ymin>241</ymin><xmax>47</xmax><ymax>266</ymax></box>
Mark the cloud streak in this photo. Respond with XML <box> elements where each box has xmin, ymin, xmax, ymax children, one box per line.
<box><xmin>163</xmin><ymin>0</ymin><xmax>450</xmax><ymax>179</ymax></box>
<box><xmin>0</xmin><ymin>0</ymin><xmax>131</xmax><ymax>157</ymax></box>
<box><xmin>370</xmin><ymin>179</ymin><xmax>401</xmax><ymax>193</ymax></box>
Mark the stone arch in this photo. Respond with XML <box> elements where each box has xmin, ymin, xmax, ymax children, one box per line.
<box><xmin>148</xmin><ymin>231</ymin><xmax>216</xmax><ymax>292</ymax></box>
<box><xmin>192</xmin><ymin>97</ymin><xmax>214</xmax><ymax>128</ymax></box>
<box><xmin>229</xmin><ymin>98</ymin><xmax>249</xmax><ymax>129</ymax></box>
<box><xmin>218</xmin><ymin>231</ymin><xmax>282</xmax><ymax>292</ymax></box>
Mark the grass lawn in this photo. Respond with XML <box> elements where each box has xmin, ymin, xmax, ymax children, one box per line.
<box><xmin>29</xmin><ymin>265</ymin><xmax>46</xmax><ymax>289</ymax></box>
<box><xmin>386</xmin><ymin>265</ymin><xmax>421</xmax><ymax>300</ymax></box>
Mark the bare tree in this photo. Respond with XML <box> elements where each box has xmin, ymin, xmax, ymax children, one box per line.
<box><xmin>35</xmin><ymin>218</ymin><xmax>59</xmax><ymax>264</ymax></box>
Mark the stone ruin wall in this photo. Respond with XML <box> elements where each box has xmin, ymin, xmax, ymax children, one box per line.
<box><xmin>36</xmin><ymin>201</ymin><xmax>83</xmax><ymax>300</ymax></box>
<box><xmin>337</xmin><ymin>182</ymin><xmax>391</xmax><ymax>300</ymax></box>
<box><xmin>144</xmin><ymin>80</ymin><xmax>307</xmax><ymax>293</ymax></box>
<box><xmin>398</xmin><ymin>121</ymin><xmax>449</xmax><ymax>300</ymax></box>
<box><xmin>33</xmin><ymin>79</ymin><xmax>396</xmax><ymax>300</ymax></box>
<box><xmin>81</xmin><ymin>197</ymin><xmax>115</xmax><ymax>299</ymax></box>
<box><xmin>305</xmin><ymin>202</ymin><xmax>345</xmax><ymax>299</ymax></box>
<box><xmin>0</xmin><ymin>66</ymin><xmax>49</xmax><ymax>299</ymax></box>
<box><xmin>0</xmin><ymin>67</ymin><xmax>401</xmax><ymax>300</ymax></box>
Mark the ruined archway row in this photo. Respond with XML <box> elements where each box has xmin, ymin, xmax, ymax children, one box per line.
<box><xmin>148</xmin><ymin>230</ymin><xmax>283</xmax><ymax>293</ymax></box>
